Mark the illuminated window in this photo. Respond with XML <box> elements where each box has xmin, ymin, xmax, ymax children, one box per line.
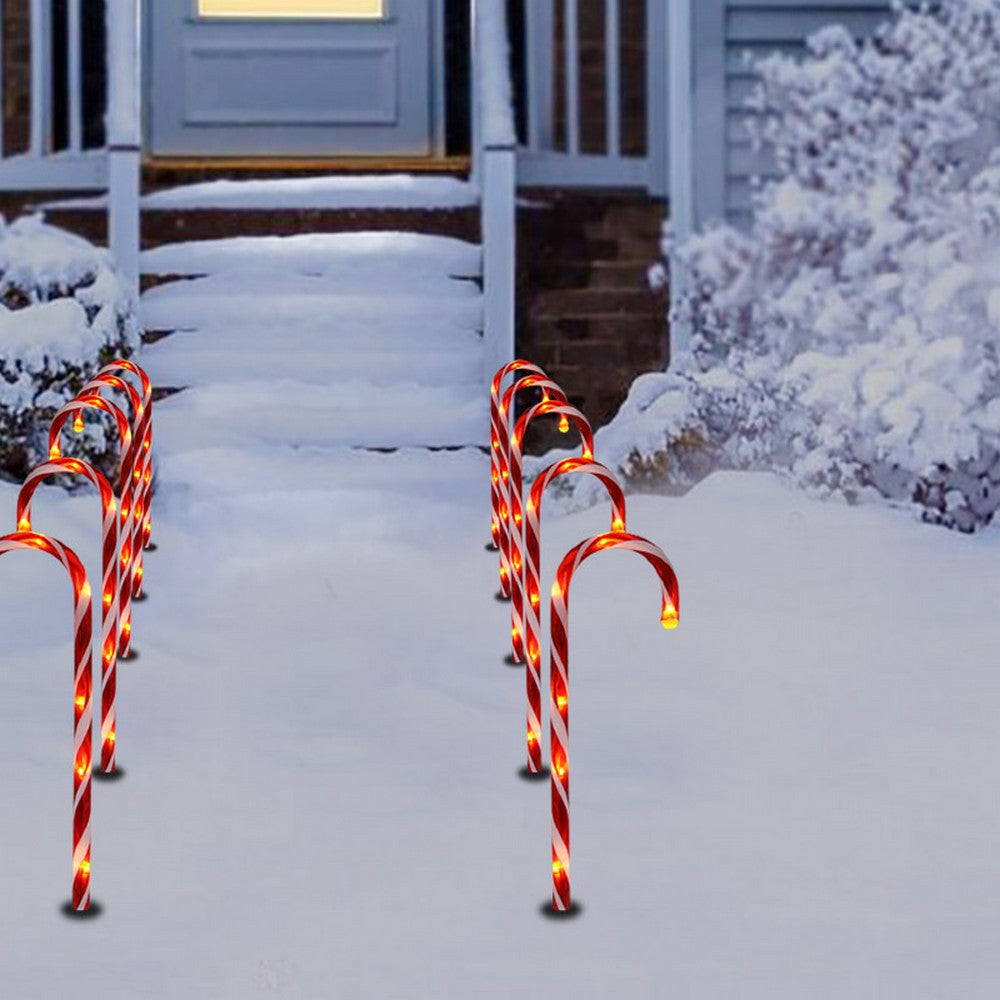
<box><xmin>199</xmin><ymin>0</ymin><xmax>384</xmax><ymax>18</ymax></box>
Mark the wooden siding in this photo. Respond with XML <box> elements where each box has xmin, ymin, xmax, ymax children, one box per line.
<box><xmin>694</xmin><ymin>0</ymin><xmax>908</xmax><ymax>231</ymax></box>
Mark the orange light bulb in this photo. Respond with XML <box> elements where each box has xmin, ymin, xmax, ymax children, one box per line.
<box><xmin>75</xmin><ymin>695</ymin><xmax>86</xmax><ymax>709</ymax></box>
<box><xmin>612</xmin><ymin>517</ymin><xmax>624</xmax><ymax>531</ymax></box>
<box><xmin>558</xmin><ymin>415</ymin><xmax>569</xmax><ymax>433</ymax></box>
<box><xmin>582</xmin><ymin>448</ymin><xmax>593</xmax><ymax>460</ymax></box>
<box><xmin>501</xmin><ymin>469</ymin><xmax>508</xmax><ymax>481</ymax></box>
<box><xmin>552</xmin><ymin>860</ymin><xmax>563</xmax><ymax>875</ymax></box>
<box><xmin>79</xmin><ymin>860</ymin><xmax>90</xmax><ymax>877</ymax></box>
<box><xmin>530</xmin><ymin>591</ymin><xmax>539</xmax><ymax>609</ymax></box>
<box><xmin>73</xmin><ymin>415</ymin><xmax>84</xmax><ymax>433</ymax></box>
<box><xmin>661</xmin><ymin>605</ymin><xmax>679</xmax><ymax>630</ymax></box>
<box><xmin>17</xmin><ymin>517</ymin><xmax>29</xmax><ymax>531</ymax></box>
<box><xmin>513</xmin><ymin>512</ymin><xmax>521</xmax><ymax>525</ymax></box>
<box><xmin>556</xmin><ymin>695</ymin><xmax>567</xmax><ymax>710</ymax></box>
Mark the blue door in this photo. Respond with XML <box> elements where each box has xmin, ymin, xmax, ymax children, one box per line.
<box><xmin>147</xmin><ymin>0</ymin><xmax>442</xmax><ymax>157</ymax></box>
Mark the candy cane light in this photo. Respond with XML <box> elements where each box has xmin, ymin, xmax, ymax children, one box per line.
<box><xmin>49</xmin><ymin>396</ymin><xmax>137</xmax><ymax>660</ymax></box>
<box><xmin>547</xmin><ymin>530</ymin><xmax>679</xmax><ymax>912</ymax></box>
<box><xmin>520</xmin><ymin>457</ymin><xmax>626</xmax><ymax>775</ymax></box>
<box><xmin>78</xmin><ymin>373</ymin><xmax>147</xmax><ymax>600</ymax></box>
<box><xmin>507</xmin><ymin>401</ymin><xmax>594</xmax><ymax>665</ymax></box>
<box><xmin>0</xmin><ymin>530</ymin><xmax>95</xmax><ymax>911</ymax></box>
<box><xmin>488</xmin><ymin>360</ymin><xmax>549</xmax><ymax>551</ymax></box>
<box><xmin>93</xmin><ymin>360</ymin><xmax>154</xmax><ymax>552</ymax></box>
<box><xmin>495</xmin><ymin>375</ymin><xmax>568</xmax><ymax>602</ymax></box>
<box><xmin>17</xmin><ymin>458</ymin><xmax>120</xmax><ymax>774</ymax></box>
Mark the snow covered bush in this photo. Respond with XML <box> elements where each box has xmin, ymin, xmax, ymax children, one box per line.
<box><xmin>0</xmin><ymin>215</ymin><xmax>139</xmax><ymax>485</ymax></box>
<box><xmin>552</xmin><ymin>0</ymin><xmax>1000</xmax><ymax>531</ymax></box>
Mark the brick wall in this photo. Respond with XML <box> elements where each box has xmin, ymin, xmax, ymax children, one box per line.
<box><xmin>4</xmin><ymin>0</ymin><xmax>31</xmax><ymax>155</ymax></box>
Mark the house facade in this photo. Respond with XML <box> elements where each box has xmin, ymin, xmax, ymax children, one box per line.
<box><xmin>0</xmin><ymin>0</ymin><xmax>901</xmax><ymax>402</ymax></box>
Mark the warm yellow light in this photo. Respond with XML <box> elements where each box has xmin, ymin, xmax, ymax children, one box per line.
<box><xmin>526</xmin><ymin>498</ymin><xmax>535</xmax><ymax>512</ymax></box>
<box><xmin>511</xmin><ymin>627</ymin><xmax>520</xmax><ymax>640</ymax></box>
<box><xmin>661</xmin><ymin>606</ymin><xmax>679</xmax><ymax>630</ymax></box>
<box><xmin>558</xmin><ymin>416</ymin><xmax>570</xmax><ymax>433</ymax></box>
<box><xmin>500</xmin><ymin>403</ymin><xmax>508</xmax><ymax>415</ymax></box>
<box><xmin>80</xmin><ymin>581</ymin><xmax>91</xmax><ymax>600</ymax></box>
<box><xmin>17</xmin><ymin>518</ymin><xmax>29</xmax><ymax>531</ymax></box>
<box><xmin>133</xmin><ymin>467</ymin><xmax>141</xmax><ymax>482</ymax></box>
<box><xmin>491</xmin><ymin>469</ymin><xmax>499</xmax><ymax>485</ymax></box>
<box><xmin>555</xmin><ymin>763</ymin><xmax>566</xmax><ymax>778</ymax></box>
<box><xmin>501</xmin><ymin>470</ymin><xmax>508</xmax><ymax>482</ymax></box>
<box><xmin>612</xmin><ymin>517</ymin><xmax>624</xmax><ymax>531</ymax></box>
<box><xmin>73</xmin><ymin>415</ymin><xmax>84</xmax><ymax>433</ymax></box>
<box><xmin>49</xmin><ymin>445</ymin><xmax>61</xmax><ymax>459</ymax></box>
<box><xmin>500</xmin><ymin>567</ymin><xmax>508</xmax><ymax>582</ymax></box>
<box><xmin>121</xmin><ymin>506</ymin><xmax>130</xmax><ymax>519</ymax></box>
<box><xmin>552</xmin><ymin>860</ymin><xmax>563</xmax><ymax>875</ymax></box>
<box><xmin>512</xmin><ymin>555</ymin><xmax>521</xmax><ymax>572</ymax></box>
<box><xmin>76</xmin><ymin>763</ymin><xmax>88</xmax><ymax>778</ymax></box>
<box><xmin>123</xmin><ymin>620</ymin><xmax>131</xmax><ymax>638</ymax></box>
<box><xmin>75</xmin><ymin>695</ymin><xmax>86</xmax><ymax>709</ymax></box>
<box><xmin>500</xmin><ymin>504</ymin><xmax>508</xmax><ymax>519</ymax></box>
<box><xmin>551</xmin><ymin>581</ymin><xmax>561</xmax><ymax>598</ymax></box>
<box><xmin>79</xmin><ymin>860</ymin><xmax>90</xmax><ymax>877</ymax></box>
<box><xmin>527</xmin><ymin>730</ymin><xmax>537</xmax><ymax>743</ymax></box>
<box><xmin>108</xmin><ymin>732</ymin><xmax>115</xmax><ymax>744</ymax></box>
<box><xmin>491</xmin><ymin>437</ymin><xmax>499</xmax><ymax>451</ymax></box>
<box><xmin>199</xmin><ymin>0</ymin><xmax>384</xmax><ymax>17</ymax></box>
<box><xmin>530</xmin><ymin>591</ymin><xmax>539</xmax><ymax>609</ymax></box>
<box><xmin>103</xmin><ymin>640</ymin><xmax>114</xmax><ymax>664</ymax></box>
<box><xmin>143</xmin><ymin>468</ymin><xmax>151</xmax><ymax>482</ymax></box>
<box><xmin>527</xmin><ymin>642</ymin><xmax>539</xmax><ymax>662</ymax></box>
<box><xmin>582</xmin><ymin>448</ymin><xmax>593</xmax><ymax>460</ymax></box>
<box><xmin>103</xmin><ymin>591</ymin><xmax>113</xmax><ymax>610</ymax></box>
<box><xmin>556</xmin><ymin>695</ymin><xmax>567</xmax><ymax>710</ymax></box>
<box><xmin>120</xmin><ymin>552</ymin><xmax>129</xmax><ymax>567</ymax></box>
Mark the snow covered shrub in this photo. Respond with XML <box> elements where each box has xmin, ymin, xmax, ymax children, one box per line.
<box><xmin>559</xmin><ymin>0</ymin><xmax>1000</xmax><ymax>530</ymax></box>
<box><xmin>0</xmin><ymin>215</ymin><xmax>139</xmax><ymax>485</ymax></box>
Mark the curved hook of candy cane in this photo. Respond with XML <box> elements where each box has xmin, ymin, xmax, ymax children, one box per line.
<box><xmin>547</xmin><ymin>530</ymin><xmax>679</xmax><ymax>912</ymax></box>
<box><xmin>488</xmin><ymin>361</ymin><xmax>549</xmax><ymax>550</ymax></box>
<box><xmin>520</xmin><ymin>457</ymin><xmax>627</xmax><ymax>773</ymax></box>
<box><xmin>494</xmin><ymin>376</ymin><xmax>569</xmax><ymax>599</ymax></box>
<box><xmin>506</xmin><ymin>401</ymin><xmax>594</xmax><ymax>663</ymax></box>
<box><xmin>78</xmin><ymin>374</ymin><xmax>147</xmax><ymax>599</ymax></box>
<box><xmin>0</xmin><ymin>530</ymin><xmax>95</xmax><ymax>911</ymax></box>
<box><xmin>93</xmin><ymin>360</ymin><xmax>154</xmax><ymax>550</ymax></box>
<box><xmin>17</xmin><ymin>458</ymin><xmax>120</xmax><ymax>774</ymax></box>
<box><xmin>50</xmin><ymin>397</ymin><xmax>137</xmax><ymax>660</ymax></box>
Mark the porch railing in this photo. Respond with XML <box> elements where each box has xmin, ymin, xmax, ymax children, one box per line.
<box><xmin>0</xmin><ymin>1</ymin><xmax>140</xmax><ymax>293</ymax></box>
<box><xmin>472</xmin><ymin>0</ymin><xmax>518</xmax><ymax>384</ymax></box>
<box><xmin>516</xmin><ymin>0</ymin><xmax>667</xmax><ymax>194</ymax></box>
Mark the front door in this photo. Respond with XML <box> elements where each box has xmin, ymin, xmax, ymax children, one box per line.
<box><xmin>147</xmin><ymin>0</ymin><xmax>440</xmax><ymax>157</ymax></box>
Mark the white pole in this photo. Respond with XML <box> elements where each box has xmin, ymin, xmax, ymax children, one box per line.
<box><xmin>564</xmin><ymin>0</ymin><xmax>579</xmax><ymax>155</ymax></box>
<box><xmin>29</xmin><ymin>0</ymin><xmax>48</xmax><ymax>156</ymax></box>
<box><xmin>106</xmin><ymin>0</ymin><xmax>141</xmax><ymax>298</ymax></box>
<box><xmin>605</xmin><ymin>0</ymin><xmax>620</xmax><ymax>157</ymax></box>
<box><xmin>667</xmin><ymin>0</ymin><xmax>693</xmax><ymax>363</ymax></box>
<box><xmin>68</xmin><ymin>0</ymin><xmax>83</xmax><ymax>152</ymax></box>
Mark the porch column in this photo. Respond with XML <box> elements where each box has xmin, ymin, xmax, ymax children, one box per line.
<box><xmin>106</xmin><ymin>0</ymin><xmax>141</xmax><ymax>299</ymax></box>
<box><xmin>667</xmin><ymin>0</ymin><xmax>694</xmax><ymax>363</ymax></box>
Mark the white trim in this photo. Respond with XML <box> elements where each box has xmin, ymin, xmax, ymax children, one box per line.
<box><xmin>0</xmin><ymin>152</ymin><xmax>108</xmax><ymax>189</ymax></box>
<box><xmin>517</xmin><ymin>150</ymin><xmax>648</xmax><ymax>188</ymax></box>
<box><xmin>668</xmin><ymin>0</ymin><xmax>694</xmax><ymax>362</ymax></box>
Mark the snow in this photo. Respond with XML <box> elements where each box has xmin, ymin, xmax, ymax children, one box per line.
<box><xmin>476</xmin><ymin>0</ymin><xmax>517</xmax><ymax>147</ymax></box>
<box><xmin>42</xmin><ymin>175</ymin><xmax>480</xmax><ymax>212</ymax></box>
<box><xmin>3</xmin><ymin>435</ymin><xmax>1000</xmax><ymax>996</ymax></box>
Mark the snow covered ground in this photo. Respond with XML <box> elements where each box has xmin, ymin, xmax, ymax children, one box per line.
<box><xmin>3</xmin><ymin>445</ymin><xmax>1000</xmax><ymax>998</ymax></box>
<box><xmin>2</xmin><ymin>228</ymin><xmax>1000</xmax><ymax>998</ymax></box>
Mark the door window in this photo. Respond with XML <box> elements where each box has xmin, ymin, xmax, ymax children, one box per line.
<box><xmin>198</xmin><ymin>0</ymin><xmax>384</xmax><ymax>18</ymax></box>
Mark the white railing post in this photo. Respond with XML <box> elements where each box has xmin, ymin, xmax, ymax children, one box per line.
<box><xmin>564</xmin><ymin>0</ymin><xmax>580</xmax><ymax>155</ymax></box>
<box><xmin>67</xmin><ymin>0</ymin><xmax>83</xmax><ymax>152</ymax></box>
<box><xmin>106</xmin><ymin>0</ymin><xmax>141</xmax><ymax>298</ymax></box>
<box><xmin>475</xmin><ymin>0</ymin><xmax>517</xmax><ymax>386</ymax></box>
<box><xmin>29</xmin><ymin>0</ymin><xmax>50</xmax><ymax>156</ymax></box>
<box><xmin>525</xmin><ymin>0</ymin><xmax>554</xmax><ymax>151</ymax></box>
<box><xmin>667</xmin><ymin>0</ymin><xmax>694</xmax><ymax>363</ymax></box>
<box><xmin>605</xmin><ymin>0</ymin><xmax>620</xmax><ymax>157</ymax></box>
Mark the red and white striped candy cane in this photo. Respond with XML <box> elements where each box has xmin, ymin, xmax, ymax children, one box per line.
<box><xmin>548</xmin><ymin>530</ymin><xmax>679</xmax><ymax>912</ymax></box>
<box><xmin>496</xmin><ymin>376</ymin><xmax>568</xmax><ymax>601</ymax></box>
<box><xmin>49</xmin><ymin>397</ymin><xmax>137</xmax><ymax>660</ymax></box>
<box><xmin>93</xmin><ymin>360</ymin><xmax>153</xmax><ymax>551</ymax></box>
<box><xmin>507</xmin><ymin>401</ymin><xmax>593</xmax><ymax>664</ymax></box>
<box><xmin>488</xmin><ymin>361</ymin><xmax>548</xmax><ymax>550</ymax></box>
<box><xmin>521</xmin><ymin>457</ymin><xmax>626</xmax><ymax>773</ymax></box>
<box><xmin>78</xmin><ymin>373</ymin><xmax>146</xmax><ymax>599</ymax></box>
<box><xmin>0</xmin><ymin>530</ymin><xmax>95</xmax><ymax>911</ymax></box>
<box><xmin>17</xmin><ymin>458</ymin><xmax>120</xmax><ymax>774</ymax></box>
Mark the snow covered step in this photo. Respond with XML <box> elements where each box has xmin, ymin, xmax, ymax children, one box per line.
<box><xmin>139</xmin><ymin>272</ymin><xmax>482</xmax><ymax>336</ymax></box>
<box><xmin>154</xmin><ymin>378</ymin><xmax>488</xmax><ymax>451</ymax></box>
<box><xmin>142</xmin><ymin>331</ymin><xmax>484</xmax><ymax>389</ymax></box>
<box><xmin>140</xmin><ymin>231</ymin><xmax>481</xmax><ymax>279</ymax></box>
<box><xmin>156</xmin><ymin>443</ymin><xmax>487</xmax><ymax>502</ymax></box>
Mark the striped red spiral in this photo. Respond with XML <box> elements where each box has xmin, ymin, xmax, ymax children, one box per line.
<box><xmin>521</xmin><ymin>457</ymin><xmax>626</xmax><ymax>773</ymax></box>
<box><xmin>488</xmin><ymin>361</ymin><xmax>548</xmax><ymax>550</ymax></box>
<box><xmin>49</xmin><ymin>397</ymin><xmax>136</xmax><ymax>659</ymax></box>
<box><xmin>548</xmin><ymin>530</ymin><xmax>679</xmax><ymax>911</ymax></box>
<box><xmin>78</xmin><ymin>373</ymin><xmax>146</xmax><ymax>599</ymax></box>
<box><xmin>495</xmin><ymin>376</ymin><xmax>567</xmax><ymax>600</ymax></box>
<box><xmin>17</xmin><ymin>458</ymin><xmax>120</xmax><ymax>773</ymax></box>
<box><xmin>0</xmin><ymin>531</ymin><xmax>95</xmax><ymax>911</ymax></box>
<box><xmin>94</xmin><ymin>361</ymin><xmax>153</xmax><ymax>550</ymax></box>
<box><xmin>507</xmin><ymin>401</ymin><xmax>593</xmax><ymax>664</ymax></box>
